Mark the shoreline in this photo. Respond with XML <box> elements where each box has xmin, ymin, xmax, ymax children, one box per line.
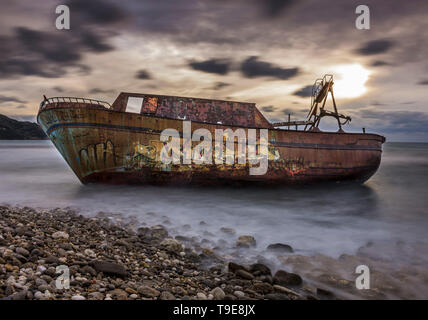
<box><xmin>0</xmin><ymin>205</ymin><xmax>317</xmax><ymax>300</ymax></box>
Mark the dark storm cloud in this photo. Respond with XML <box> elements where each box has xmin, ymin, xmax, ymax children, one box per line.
<box><xmin>0</xmin><ymin>95</ymin><xmax>27</xmax><ymax>104</ymax></box>
<box><xmin>0</xmin><ymin>26</ymin><xmax>113</xmax><ymax>78</ymax></box>
<box><xmin>211</xmin><ymin>82</ymin><xmax>231</xmax><ymax>90</ymax></box>
<box><xmin>355</xmin><ymin>39</ymin><xmax>395</xmax><ymax>56</ymax></box>
<box><xmin>52</xmin><ymin>86</ymin><xmax>65</xmax><ymax>93</ymax></box>
<box><xmin>89</xmin><ymin>88</ymin><xmax>114</xmax><ymax>94</ymax></box>
<box><xmin>418</xmin><ymin>80</ymin><xmax>428</xmax><ymax>85</ymax></box>
<box><xmin>281</xmin><ymin>108</ymin><xmax>305</xmax><ymax>116</ymax></box>
<box><xmin>262</xmin><ymin>0</ymin><xmax>297</xmax><ymax>17</ymax></box>
<box><xmin>189</xmin><ymin>59</ymin><xmax>231</xmax><ymax>75</ymax></box>
<box><xmin>371</xmin><ymin>60</ymin><xmax>392</xmax><ymax>67</ymax></box>
<box><xmin>16</xmin><ymin>27</ymin><xmax>80</xmax><ymax>63</ymax></box>
<box><xmin>79</xmin><ymin>32</ymin><xmax>114</xmax><ymax>53</ymax></box>
<box><xmin>135</xmin><ymin>70</ymin><xmax>152</xmax><ymax>80</ymax></box>
<box><xmin>260</xmin><ymin>105</ymin><xmax>277</xmax><ymax>113</ymax></box>
<box><xmin>241</xmin><ymin>56</ymin><xmax>299</xmax><ymax>80</ymax></box>
<box><xmin>293</xmin><ymin>85</ymin><xmax>313</xmax><ymax>97</ymax></box>
<box><xmin>66</xmin><ymin>0</ymin><xmax>127</xmax><ymax>26</ymax></box>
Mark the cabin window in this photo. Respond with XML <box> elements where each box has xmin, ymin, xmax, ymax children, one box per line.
<box><xmin>126</xmin><ymin>97</ymin><xmax>144</xmax><ymax>114</ymax></box>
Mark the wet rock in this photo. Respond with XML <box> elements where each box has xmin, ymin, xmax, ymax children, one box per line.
<box><xmin>31</xmin><ymin>249</ymin><xmax>44</xmax><ymax>257</ymax></box>
<box><xmin>91</xmin><ymin>261</ymin><xmax>127</xmax><ymax>278</ymax></box>
<box><xmin>233</xmin><ymin>290</ymin><xmax>245</xmax><ymax>298</ymax></box>
<box><xmin>236</xmin><ymin>235</ymin><xmax>256</xmax><ymax>248</ymax></box>
<box><xmin>15</xmin><ymin>247</ymin><xmax>30</xmax><ymax>257</ymax></box>
<box><xmin>316</xmin><ymin>288</ymin><xmax>335</xmax><ymax>299</ymax></box>
<box><xmin>125</xmin><ymin>287</ymin><xmax>137</xmax><ymax>295</ymax></box>
<box><xmin>80</xmin><ymin>265</ymin><xmax>97</xmax><ymax>276</ymax></box>
<box><xmin>45</xmin><ymin>255</ymin><xmax>60</xmax><ymax>264</ymax></box>
<box><xmin>266</xmin><ymin>243</ymin><xmax>294</xmax><ymax>253</ymax></box>
<box><xmin>236</xmin><ymin>269</ymin><xmax>255</xmax><ymax>280</ymax></box>
<box><xmin>84</xmin><ymin>249</ymin><xmax>96</xmax><ymax>258</ymax></box>
<box><xmin>52</xmin><ymin>231</ymin><xmax>69</xmax><ymax>239</ymax></box>
<box><xmin>264</xmin><ymin>293</ymin><xmax>290</xmax><ymax>300</ymax></box>
<box><xmin>250</xmin><ymin>263</ymin><xmax>271</xmax><ymax>276</ymax></box>
<box><xmin>37</xmin><ymin>265</ymin><xmax>47</xmax><ymax>273</ymax></box>
<box><xmin>138</xmin><ymin>286</ymin><xmax>160</xmax><ymax>298</ymax></box>
<box><xmin>151</xmin><ymin>225</ymin><xmax>169</xmax><ymax>241</ymax></box>
<box><xmin>252</xmin><ymin>282</ymin><xmax>273</xmax><ymax>294</ymax></box>
<box><xmin>211</xmin><ymin>287</ymin><xmax>225</xmax><ymax>300</ymax></box>
<box><xmin>12</xmin><ymin>289</ymin><xmax>27</xmax><ymax>300</ymax></box>
<box><xmin>160</xmin><ymin>291</ymin><xmax>176</xmax><ymax>300</ymax></box>
<box><xmin>228</xmin><ymin>262</ymin><xmax>247</xmax><ymax>273</ymax></box>
<box><xmin>34</xmin><ymin>291</ymin><xmax>43</xmax><ymax>300</ymax></box>
<box><xmin>201</xmin><ymin>248</ymin><xmax>214</xmax><ymax>256</ymax></box>
<box><xmin>273</xmin><ymin>285</ymin><xmax>302</xmax><ymax>297</ymax></box>
<box><xmin>160</xmin><ymin>238</ymin><xmax>183</xmax><ymax>254</ymax></box>
<box><xmin>13</xmin><ymin>254</ymin><xmax>28</xmax><ymax>263</ymax></box>
<box><xmin>175</xmin><ymin>235</ymin><xmax>191</xmax><ymax>242</ymax></box>
<box><xmin>109</xmin><ymin>289</ymin><xmax>128</xmax><ymax>300</ymax></box>
<box><xmin>259</xmin><ymin>275</ymin><xmax>273</xmax><ymax>284</ymax></box>
<box><xmin>56</xmin><ymin>248</ymin><xmax>67</xmax><ymax>257</ymax></box>
<box><xmin>220</xmin><ymin>227</ymin><xmax>236</xmax><ymax>235</ymax></box>
<box><xmin>88</xmin><ymin>292</ymin><xmax>104</xmax><ymax>300</ymax></box>
<box><xmin>273</xmin><ymin>270</ymin><xmax>303</xmax><ymax>286</ymax></box>
<box><xmin>197</xmin><ymin>292</ymin><xmax>207</xmax><ymax>300</ymax></box>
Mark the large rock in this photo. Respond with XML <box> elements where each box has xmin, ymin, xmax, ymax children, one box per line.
<box><xmin>52</xmin><ymin>231</ymin><xmax>69</xmax><ymax>239</ymax></box>
<box><xmin>273</xmin><ymin>270</ymin><xmax>302</xmax><ymax>286</ymax></box>
<box><xmin>91</xmin><ymin>261</ymin><xmax>127</xmax><ymax>278</ymax></box>
<box><xmin>211</xmin><ymin>287</ymin><xmax>226</xmax><ymax>300</ymax></box>
<box><xmin>160</xmin><ymin>238</ymin><xmax>183</xmax><ymax>254</ymax></box>
<box><xmin>151</xmin><ymin>225</ymin><xmax>169</xmax><ymax>240</ymax></box>
<box><xmin>15</xmin><ymin>247</ymin><xmax>30</xmax><ymax>257</ymax></box>
<box><xmin>266</xmin><ymin>243</ymin><xmax>294</xmax><ymax>253</ymax></box>
<box><xmin>236</xmin><ymin>235</ymin><xmax>256</xmax><ymax>248</ymax></box>
<box><xmin>264</xmin><ymin>293</ymin><xmax>290</xmax><ymax>300</ymax></box>
<box><xmin>160</xmin><ymin>291</ymin><xmax>176</xmax><ymax>300</ymax></box>
<box><xmin>252</xmin><ymin>282</ymin><xmax>273</xmax><ymax>294</ymax></box>
<box><xmin>250</xmin><ymin>263</ymin><xmax>271</xmax><ymax>276</ymax></box>
<box><xmin>137</xmin><ymin>225</ymin><xmax>169</xmax><ymax>241</ymax></box>
<box><xmin>273</xmin><ymin>284</ymin><xmax>302</xmax><ymax>297</ymax></box>
<box><xmin>220</xmin><ymin>227</ymin><xmax>236</xmax><ymax>235</ymax></box>
<box><xmin>138</xmin><ymin>286</ymin><xmax>160</xmax><ymax>298</ymax></box>
<box><xmin>228</xmin><ymin>262</ymin><xmax>247</xmax><ymax>273</ymax></box>
<box><xmin>109</xmin><ymin>289</ymin><xmax>128</xmax><ymax>300</ymax></box>
<box><xmin>236</xmin><ymin>269</ymin><xmax>255</xmax><ymax>280</ymax></box>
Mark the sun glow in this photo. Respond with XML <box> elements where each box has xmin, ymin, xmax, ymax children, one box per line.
<box><xmin>332</xmin><ymin>64</ymin><xmax>370</xmax><ymax>99</ymax></box>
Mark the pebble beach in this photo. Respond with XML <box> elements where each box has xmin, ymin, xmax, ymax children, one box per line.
<box><xmin>0</xmin><ymin>205</ymin><xmax>316</xmax><ymax>300</ymax></box>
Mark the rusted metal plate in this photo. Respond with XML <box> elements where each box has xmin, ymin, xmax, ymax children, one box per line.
<box><xmin>37</xmin><ymin>100</ymin><xmax>384</xmax><ymax>186</ymax></box>
<box><xmin>111</xmin><ymin>92</ymin><xmax>272</xmax><ymax>128</ymax></box>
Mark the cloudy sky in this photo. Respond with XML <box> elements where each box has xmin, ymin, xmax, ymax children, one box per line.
<box><xmin>1</xmin><ymin>0</ymin><xmax>427</xmax><ymax>141</ymax></box>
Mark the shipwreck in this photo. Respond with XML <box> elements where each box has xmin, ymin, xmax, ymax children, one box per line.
<box><xmin>37</xmin><ymin>74</ymin><xmax>385</xmax><ymax>185</ymax></box>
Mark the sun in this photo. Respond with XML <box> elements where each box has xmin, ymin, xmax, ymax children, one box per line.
<box><xmin>332</xmin><ymin>64</ymin><xmax>370</xmax><ymax>99</ymax></box>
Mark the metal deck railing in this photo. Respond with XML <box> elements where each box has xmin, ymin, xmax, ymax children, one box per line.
<box><xmin>40</xmin><ymin>96</ymin><xmax>112</xmax><ymax>109</ymax></box>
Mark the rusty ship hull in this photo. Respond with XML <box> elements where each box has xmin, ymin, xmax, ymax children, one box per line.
<box><xmin>37</xmin><ymin>92</ymin><xmax>385</xmax><ymax>186</ymax></box>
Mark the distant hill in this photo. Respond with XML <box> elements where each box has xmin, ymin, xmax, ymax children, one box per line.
<box><xmin>0</xmin><ymin>114</ymin><xmax>47</xmax><ymax>140</ymax></box>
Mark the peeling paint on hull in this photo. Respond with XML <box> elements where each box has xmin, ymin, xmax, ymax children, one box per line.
<box><xmin>37</xmin><ymin>104</ymin><xmax>385</xmax><ymax>186</ymax></box>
